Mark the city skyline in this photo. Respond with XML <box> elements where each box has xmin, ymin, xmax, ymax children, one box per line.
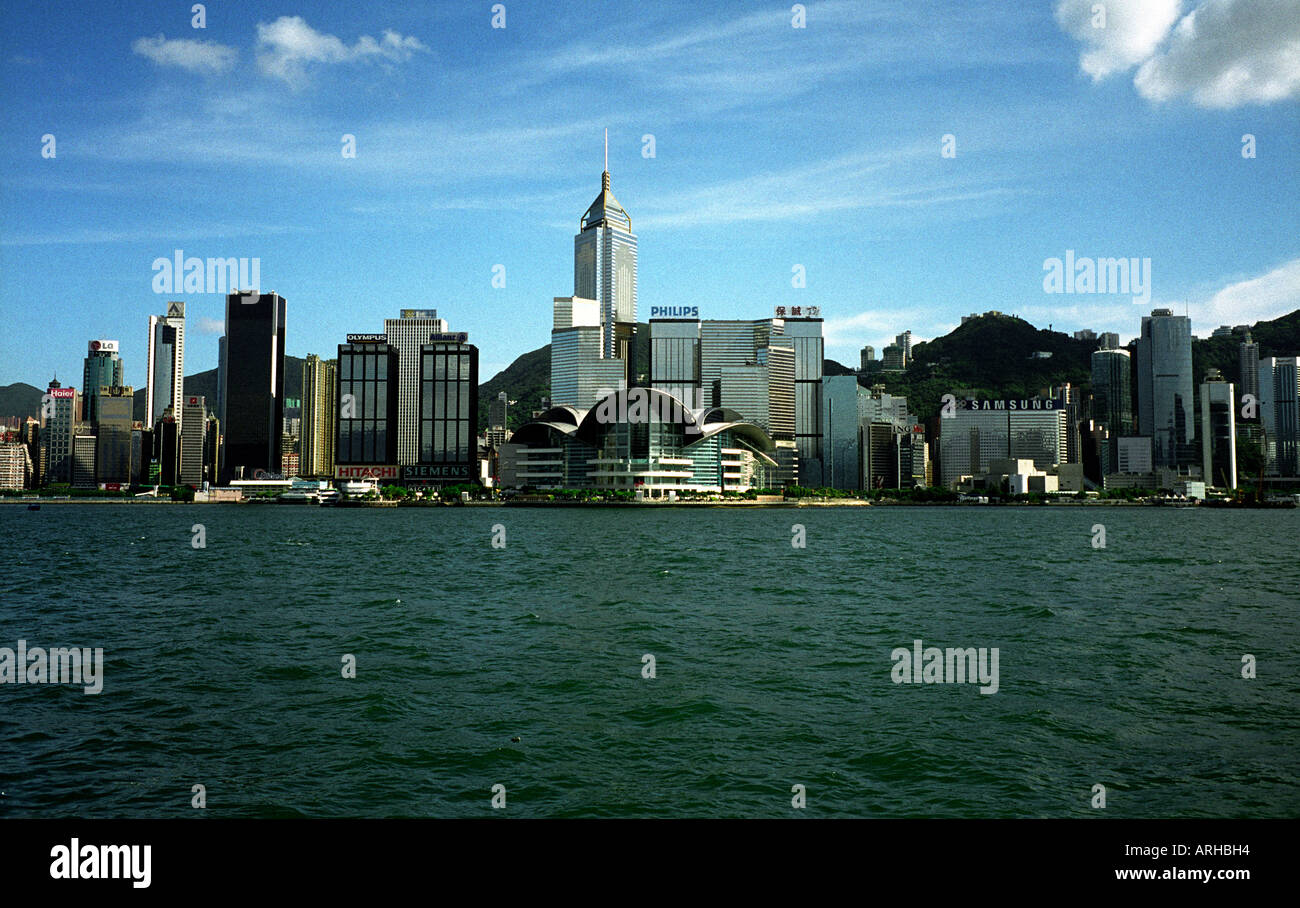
<box><xmin>3</xmin><ymin>1</ymin><xmax>1298</xmax><ymax>391</ymax></box>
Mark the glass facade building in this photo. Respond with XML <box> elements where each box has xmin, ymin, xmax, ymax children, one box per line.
<box><xmin>648</xmin><ymin>319</ymin><xmax>702</xmax><ymax>408</ymax></box>
<box><xmin>146</xmin><ymin>301</ymin><xmax>185</xmax><ymax>429</ymax></box>
<box><xmin>94</xmin><ymin>385</ymin><xmax>134</xmax><ymax>484</ymax></box>
<box><xmin>82</xmin><ymin>340</ymin><xmax>124</xmax><ymax>426</ymax></box>
<box><xmin>219</xmin><ymin>292</ymin><xmax>286</xmax><ymax>483</ymax></box>
<box><xmin>413</xmin><ymin>337</ymin><xmax>479</xmax><ymax>484</ymax></box>
<box><xmin>1199</xmin><ymin>378</ymin><xmax>1237</xmax><ymax>488</ymax></box>
<box><xmin>575</xmin><ymin>168</ymin><xmax>637</xmax><ymax>365</ymax></box>
<box><xmin>335</xmin><ymin>341</ymin><xmax>399</xmax><ymax>469</ymax></box>
<box><xmin>1259</xmin><ymin>356</ymin><xmax>1299</xmax><ymax>477</ymax></box>
<box><xmin>1091</xmin><ymin>347</ymin><xmax>1132</xmax><ymax>475</ymax></box>
<box><xmin>383</xmin><ymin>309</ymin><xmax>449</xmax><ymax>466</ymax></box>
<box><xmin>1135</xmin><ymin>309</ymin><xmax>1194</xmax><ymax>469</ymax></box>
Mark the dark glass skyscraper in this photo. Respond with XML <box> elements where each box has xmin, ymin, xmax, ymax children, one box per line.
<box><xmin>1135</xmin><ymin>309</ymin><xmax>1194</xmax><ymax>470</ymax></box>
<box><xmin>335</xmin><ymin>338</ymin><xmax>400</xmax><ymax>473</ymax></box>
<box><xmin>219</xmin><ymin>292</ymin><xmax>286</xmax><ymax>482</ymax></box>
<box><xmin>82</xmin><ymin>339</ymin><xmax>124</xmax><ymax>425</ymax></box>
<box><xmin>411</xmin><ymin>334</ymin><xmax>478</xmax><ymax>485</ymax></box>
<box><xmin>1090</xmin><ymin>347</ymin><xmax>1133</xmax><ymax>475</ymax></box>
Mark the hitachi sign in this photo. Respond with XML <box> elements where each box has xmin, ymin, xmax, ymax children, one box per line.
<box><xmin>336</xmin><ymin>465</ymin><xmax>398</xmax><ymax>479</ymax></box>
<box><xmin>650</xmin><ymin>306</ymin><xmax>698</xmax><ymax>318</ymax></box>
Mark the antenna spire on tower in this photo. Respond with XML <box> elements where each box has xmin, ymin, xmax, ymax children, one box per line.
<box><xmin>604</xmin><ymin>128</ymin><xmax>608</xmax><ymax>173</ymax></box>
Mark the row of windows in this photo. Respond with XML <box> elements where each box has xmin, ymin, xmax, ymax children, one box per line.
<box><xmin>338</xmin><ymin>423</ymin><xmax>390</xmax><ymax>464</ymax></box>
<box><xmin>339</xmin><ymin>379</ymin><xmax>389</xmax><ymax>420</ymax></box>
<box><xmin>340</xmin><ymin>352</ymin><xmax>390</xmax><ymax>382</ymax></box>
<box><xmin>419</xmin><ymin>420</ymin><xmax>472</xmax><ymax>463</ymax></box>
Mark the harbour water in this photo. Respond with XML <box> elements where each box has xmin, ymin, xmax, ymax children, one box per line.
<box><xmin>2</xmin><ymin>504</ymin><xmax>1297</xmax><ymax>817</ymax></box>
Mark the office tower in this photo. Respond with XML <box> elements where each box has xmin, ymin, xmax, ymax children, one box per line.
<box><xmin>574</xmin><ymin>137</ymin><xmax>637</xmax><ymax>373</ymax></box>
<box><xmin>700</xmin><ymin>319</ymin><xmax>783</xmax><ymax>402</ymax></box>
<box><xmin>784</xmin><ymin>316</ymin><xmax>825</xmax><ymax>486</ymax></box>
<box><xmin>1259</xmin><ymin>356</ymin><xmax>1299</xmax><ymax>477</ymax></box>
<box><xmin>1135</xmin><ymin>309</ymin><xmax>1194</xmax><ymax>470</ymax></box>
<box><xmin>40</xmin><ymin>379</ymin><xmax>79</xmax><ymax>484</ymax></box>
<box><xmin>861</xmin><ymin>421</ymin><xmax>899</xmax><ymax>489</ymax></box>
<box><xmin>900</xmin><ymin>425</ymin><xmax>930</xmax><ymax>487</ymax></box>
<box><xmin>180</xmin><ymin>396</ymin><xmax>211</xmax><ymax>487</ymax></box>
<box><xmin>157</xmin><ymin>412</ymin><xmax>180</xmax><ymax>486</ymax></box>
<box><xmin>649</xmin><ymin>318</ymin><xmax>703</xmax><ymax>408</ymax></box>
<box><xmin>939</xmin><ymin>398</ymin><xmax>1064</xmax><ymax>487</ymax></box>
<box><xmin>82</xmin><ymin>340</ymin><xmax>124</xmax><ymax>425</ymax></box>
<box><xmin>1009</xmin><ymin>408</ymin><xmax>1069</xmax><ymax>471</ymax></box>
<box><xmin>383</xmin><ymin>309</ymin><xmax>449</xmax><ymax>465</ymax></box>
<box><xmin>895</xmin><ymin>331</ymin><xmax>912</xmax><ymax>364</ymax></box>
<box><xmin>410</xmin><ymin>333</ymin><xmax>479</xmax><ymax>484</ymax></box>
<box><xmin>219</xmin><ymin>292</ymin><xmax>286</xmax><ymax>483</ymax></box>
<box><xmin>1091</xmin><ymin>347</ymin><xmax>1132</xmax><ymax>475</ymax></box>
<box><xmin>1099</xmin><ymin>332</ymin><xmax>1120</xmax><ymax>350</ymax></box>
<box><xmin>301</xmin><ymin>355</ymin><xmax>338</xmax><ymax>478</ymax></box>
<box><xmin>335</xmin><ymin>338</ymin><xmax>400</xmax><ymax>476</ymax></box>
<box><xmin>551</xmin><ymin>297</ymin><xmax>626</xmax><ymax>408</ymax></box>
<box><xmin>1238</xmin><ymin>332</ymin><xmax>1260</xmax><ymax>413</ymax></box>
<box><xmin>1199</xmin><ymin>374</ymin><xmax>1237</xmax><ymax>488</ymax></box>
<box><xmin>71</xmin><ymin>432</ymin><xmax>97</xmax><ymax>489</ymax></box>
<box><xmin>21</xmin><ymin>418</ymin><xmax>39</xmax><ymax>488</ymax></box>
<box><xmin>859</xmin><ymin>346</ymin><xmax>874</xmax><ymax>371</ymax></box>
<box><xmin>215</xmin><ymin>334</ymin><xmax>226</xmax><ymax>430</ymax></box>
<box><xmin>94</xmin><ymin>386</ymin><xmax>134</xmax><ymax>485</ymax></box>
<box><xmin>489</xmin><ymin>392</ymin><xmax>509</xmax><ymax>431</ymax></box>
<box><xmin>717</xmin><ymin>346</ymin><xmax>795</xmax><ymax>438</ymax></box>
<box><xmin>1073</xmin><ymin>329</ymin><xmax>1097</xmax><ymax>341</ymax></box>
<box><xmin>881</xmin><ymin>345</ymin><xmax>905</xmax><ymax>371</ymax></box>
<box><xmin>822</xmin><ymin>375</ymin><xmax>867</xmax><ymax>489</ymax></box>
<box><xmin>1117</xmin><ymin>436</ymin><xmax>1153</xmax><ymax>473</ymax></box>
<box><xmin>146</xmin><ymin>301</ymin><xmax>186</xmax><ymax>430</ymax></box>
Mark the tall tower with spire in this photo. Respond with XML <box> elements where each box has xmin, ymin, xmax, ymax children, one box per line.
<box><xmin>575</xmin><ymin>130</ymin><xmax>638</xmax><ymax>381</ymax></box>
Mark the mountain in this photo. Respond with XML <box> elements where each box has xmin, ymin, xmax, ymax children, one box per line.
<box><xmin>0</xmin><ymin>383</ymin><xmax>44</xmax><ymax>421</ymax></box>
<box><xmin>869</xmin><ymin>309</ymin><xmax>1300</xmax><ymax>420</ymax></box>
<box><xmin>8</xmin><ymin>310</ymin><xmax>1298</xmax><ymax>430</ymax></box>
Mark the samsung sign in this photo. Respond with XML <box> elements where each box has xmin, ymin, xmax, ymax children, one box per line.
<box><xmin>962</xmin><ymin>399</ymin><xmax>1062</xmax><ymax>411</ymax></box>
<box><xmin>650</xmin><ymin>306</ymin><xmax>698</xmax><ymax>319</ymax></box>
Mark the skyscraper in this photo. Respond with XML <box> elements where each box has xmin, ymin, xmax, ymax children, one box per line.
<box><xmin>411</xmin><ymin>332</ymin><xmax>479</xmax><ymax>485</ymax></box>
<box><xmin>574</xmin><ymin>135</ymin><xmax>637</xmax><ymax>375</ymax></box>
<box><xmin>384</xmin><ymin>309</ymin><xmax>449</xmax><ymax>466</ymax></box>
<box><xmin>95</xmin><ymin>386</ymin><xmax>134</xmax><ymax>485</ymax></box>
<box><xmin>1199</xmin><ymin>373</ymin><xmax>1237</xmax><ymax>489</ymax></box>
<box><xmin>219</xmin><ymin>292</ymin><xmax>286</xmax><ymax>482</ymax></box>
<box><xmin>1091</xmin><ymin>347</ymin><xmax>1132</xmax><ymax>475</ymax></box>
<box><xmin>783</xmin><ymin>316</ymin><xmax>825</xmax><ymax>486</ymax></box>
<box><xmin>82</xmin><ymin>340</ymin><xmax>124</xmax><ymax>425</ymax></box>
<box><xmin>1238</xmin><ymin>332</ymin><xmax>1260</xmax><ymax>414</ymax></box>
<box><xmin>146</xmin><ymin>301</ymin><xmax>185</xmax><ymax>430</ymax></box>
<box><xmin>551</xmin><ymin>297</ymin><xmax>625</xmax><ymax>408</ymax></box>
<box><xmin>335</xmin><ymin>337</ymin><xmax>400</xmax><ymax>479</ymax></box>
<box><xmin>649</xmin><ymin>318</ymin><xmax>702</xmax><ymax>408</ymax></box>
<box><xmin>40</xmin><ymin>379</ymin><xmax>79</xmax><ymax>485</ymax></box>
<box><xmin>1135</xmin><ymin>309</ymin><xmax>1194</xmax><ymax>470</ymax></box>
<box><xmin>180</xmin><ymin>395</ymin><xmax>212</xmax><ymax>487</ymax></box>
<box><xmin>301</xmin><ymin>355</ymin><xmax>337</xmax><ymax>478</ymax></box>
<box><xmin>1259</xmin><ymin>356</ymin><xmax>1299</xmax><ymax>477</ymax></box>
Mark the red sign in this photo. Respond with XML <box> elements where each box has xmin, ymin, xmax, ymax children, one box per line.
<box><xmin>335</xmin><ymin>465</ymin><xmax>399</xmax><ymax>480</ymax></box>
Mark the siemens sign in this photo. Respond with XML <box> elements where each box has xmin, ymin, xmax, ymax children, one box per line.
<box><xmin>650</xmin><ymin>306</ymin><xmax>699</xmax><ymax>318</ymax></box>
<box><xmin>962</xmin><ymin>399</ymin><xmax>1062</xmax><ymax>411</ymax></box>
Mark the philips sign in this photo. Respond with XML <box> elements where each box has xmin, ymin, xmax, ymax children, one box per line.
<box><xmin>650</xmin><ymin>307</ymin><xmax>698</xmax><ymax>318</ymax></box>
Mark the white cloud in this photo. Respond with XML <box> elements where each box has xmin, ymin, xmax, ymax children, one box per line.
<box><xmin>1054</xmin><ymin>0</ymin><xmax>1181</xmax><ymax>79</ymax></box>
<box><xmin>1057</xmin><ymin>0</ymin><xmax>1300</xmax><ymax>108</ymax></box>
<box><xmin>196</xmin><ymin>317</ymin><xmax>225</xmax><ymax>335</ymax></box>
<box><xmin>132</xmin><ymin>34</ymin><xmax>238</xmax><ymax>74</ymax></box>
<box><xmin>822</xmin><ymin>308</ymin><xmax>946</xmax><ymax>363</ymax></box>
<box><xmin>1189</xmin><ymin>257</ymin><xmax>1300</xmax><ymax>332</ymax></box>
<box><xmin>1134</xmin><ymin>0</ymin><xmax>1300</xmax><ymax>107</ymax></box>
<box><xmin>255</xmin><ymin>16</ymin><xmax>428</xmax><ymax>86</ymax></box>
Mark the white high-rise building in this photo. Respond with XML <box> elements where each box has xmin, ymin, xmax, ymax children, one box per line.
<box><xmin>574</xmin><ymin>135</ymin><xmax>637</xmax><ymax>363</ymax></box>
<box><xmin>384</xmin><ymin>309</ymin><xmax>449</xmax><ymax>466</ymax></box>
<box><xmin>146</xmin><ymin>301</ymin><xmax>185</xmax><ymax>429</ymax></box>
<box><xmin>551</xmin><ymin>297</ymin><xmax>625</xmax><ymax>409</ymax></box>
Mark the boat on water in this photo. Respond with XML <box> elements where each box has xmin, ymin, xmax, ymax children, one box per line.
<box><xmin>277</xmin><ymin>489</ymin><xmax>319</xmax><ymax>504</ymax></box>
<box><xmin>26</xmin><ymin>503</ymin><xmax>40</xmax><ymax>511</ymax></box>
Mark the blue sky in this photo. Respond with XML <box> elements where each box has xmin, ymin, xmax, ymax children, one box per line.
<box><xmin>1</xmin><ymin>0</ymin><xmax>1297</xmax><ymax>391</ymax></box>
